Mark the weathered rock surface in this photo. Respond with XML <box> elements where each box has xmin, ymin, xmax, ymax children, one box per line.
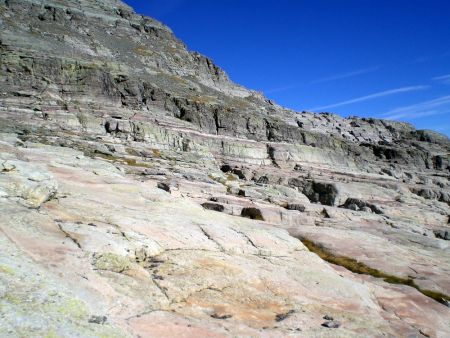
<box><xmin>1</xmin><ymin>0</ymin><xmax>449</xmax><ymax>337</ymax></box>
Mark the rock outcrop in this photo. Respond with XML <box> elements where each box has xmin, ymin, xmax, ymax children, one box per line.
<box><xmin>1</xmin><ymin>1</ymin><xmax>449</xmax><ymax>337</ymax></box>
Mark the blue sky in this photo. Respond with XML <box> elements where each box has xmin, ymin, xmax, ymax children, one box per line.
<box><xmin>123</xmin><ymin>0</ymin><xmax>450</xmax><ymax>136</ymax></box>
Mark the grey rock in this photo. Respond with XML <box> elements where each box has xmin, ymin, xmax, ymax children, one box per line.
<box><xmin>341</xmin><ymin>198</ymin><xmax>383</xmax><ymax>214</ymax></box>
<box><xmin>201</xmin><ymin>202</ymin><xmax>225</xmax><ymax>212</ymax></box>
<box><xmin>89</xmin><ymin>315</ymin><xmax>108</xmax><ymax>325</ymax></box>
<box><xmin>1</xmin><ymin>1</ymin><xmax>450</xmax><ymax>337</ymax></box>
<box><xmin>285</xmin><ymin>203</ymin><xmax>306</xmax><ymax>212</ymax></box>
<box><xmin>321</xmin><ymin>320</ymin><xmax>341</xmax><ymax>328</ymax></box>
<box><xmin>157</xmin><ymin>182</ymin><xmax>171</xmax><ymax>193</ymax></box>
<box><xmin>434</xmin><ymin>230</ymin><xmax>450</xmax><ymax>241</ymax></box>
<box><xmin>241</xmin><ymin>207</ymin><xmax>264</xmax><ymax>221</ymax></box>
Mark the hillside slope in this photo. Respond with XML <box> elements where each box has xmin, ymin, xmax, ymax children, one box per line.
<box><xmin>0</xmin><ymin>0</ymin><xmax>449</xmax><ymax>337</ymax></box>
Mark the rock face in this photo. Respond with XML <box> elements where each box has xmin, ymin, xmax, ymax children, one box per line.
<box><xmin>1</xmin><ymin>1</ymin><xmax>450</xmax><ymax>337</ymax></box>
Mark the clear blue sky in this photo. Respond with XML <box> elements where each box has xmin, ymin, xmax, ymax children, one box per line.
<box><xmin>123</xmin><ymin>0</ymin><xmax>450</xmax><ymax>136</ymax></box>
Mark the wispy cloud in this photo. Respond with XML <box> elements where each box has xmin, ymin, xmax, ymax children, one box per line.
<box><xmin>432</xmin><ymin>74</ymin><xmax>450</xmax><ymax>84</ymax></box>
<box><xmin>264</xmin><ymin>84</ymin><xmax>297</xmax><ymax>94</ymax></box>
<box><xmin>435</xmin><ymin>125</ymin><xmax>450</xmax><ymax>132</ymax></box>
<box><xmin>383</xmin><ymin>110</ymin><xmax>447</xmax><ymax>120</ymax></box>
<box><xmin>264</xmin><ymin>66</ymin><xmax>379</xmax><ymax>94</ymax></box>
<box><xmin>379</xmin><ymin>95</ymin><xmax>450</xmax><ymax>120</ymax></box>
<box><xmin>310</xmin><ymin>66</ymin><xmax>379</xmax><ymax>85</ymax></box>
<box><xmin>410</xmin><ymin>50</ymin><xmax>450</xmax><ymax>64</ymax></box>
<box><xmin>309</xmin><ymin>85</ymin><xmax>428</xmax><ymax>111</ymax></box>
<box><xmin>410</xmin><ymin>56</ymin><xmax>434</xmax><ymax>64</ymax></box>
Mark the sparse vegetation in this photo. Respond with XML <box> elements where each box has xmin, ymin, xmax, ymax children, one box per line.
<box><xmin>300</xmin><ymin>237</ymin><xmax>450</xmax><ymax>306</ymax></box>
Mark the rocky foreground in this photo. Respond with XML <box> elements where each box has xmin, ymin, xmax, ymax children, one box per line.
<box><xmin>1</xmin><ymin>0</ymin><xmax>450</xmax><ymax>337</ymax></box>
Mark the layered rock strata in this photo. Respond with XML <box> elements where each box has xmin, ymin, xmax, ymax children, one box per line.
<box><xmin>1</xmin><ymin>0</ymin><xmax>449</xmax><ymax>337</ymax></box>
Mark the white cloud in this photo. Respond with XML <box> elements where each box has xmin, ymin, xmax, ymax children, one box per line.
<box><xmin>264</xmin><ymin>84</ymin><xmax>297</xmax><ymax>94</ymax></box>
<box><xmin>309</xmin><ymin>85</ymin><xmax>428</xmax><ymax>111</ymax></box>
<box><xmin>383</xmin><ymin>110</ymin><xmax>447</xmax><ymax>120</ymax></box>
<box><xmin>432</xmin><ymin>74</ymin><xmax>450</xmax><ymax>84</ymax></box>
<box><xmin>310</xmin><ymin>66</ymin><xmax>379</xmax><ymax>85</ymax></box>
<box><xmin>264</xmin><ymin>66</ymin><xmax>379</xmax><ymax>94</ymax></box>
<box><xmin>379</xmin><ymin>95</ymin><xmax>450</xmax><ymax>120</ymax></box>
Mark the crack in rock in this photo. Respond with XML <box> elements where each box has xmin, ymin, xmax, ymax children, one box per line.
<box><xmin>197</xmin><ymin>224</ymin><xmax>225</xmax><ymax>252</ymax></box>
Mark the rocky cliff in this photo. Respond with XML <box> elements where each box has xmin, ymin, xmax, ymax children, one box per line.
<box><xmin>1</xmin><ymin>0</ymin><xmax>450</xmax><ymax>337</ymax></box>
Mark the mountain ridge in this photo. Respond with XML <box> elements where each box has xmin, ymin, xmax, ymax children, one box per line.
<box><xmin>1</xmin><ymin>0</ymin><xmax>450</xmax><ymax>337</ymax></box>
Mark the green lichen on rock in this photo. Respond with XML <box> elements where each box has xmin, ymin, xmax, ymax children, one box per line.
<box><xmin>55</xmin><ymin>298</ymin><xmax>89</xmax><ymax>320</ymax></box>
<box><xmin>0</xmin><ymin>264</ymin><xmax>16</xmax><ymax>275</ymax></box>
<box><xmin>0</xmin><ymin>258</ymin><xmax>129</xmax><ymax>337</ymax></box>
<box><xmin>43</xmin><ymin>329</ymin><xmax>59</xmax><ymax>338</ymax></box>
<box><xmin>93</xmin><ymin>253</ymin><xmax>132</xmax><ymax>273</ymax></box>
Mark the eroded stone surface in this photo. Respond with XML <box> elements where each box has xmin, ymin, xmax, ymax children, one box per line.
<box><xmin>1</xmin><ymin>136</ymin><xmax>449</xmax><ymax>337</ymax></box>
<box><xmin>1</xmin><ymin>0</ymin><xmax>450</xmax><ymax>337</ymax></box>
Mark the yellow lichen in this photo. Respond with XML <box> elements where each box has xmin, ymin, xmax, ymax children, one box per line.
<box><xmin>55</xmin><ymin>298</ymin><xmax>88</xmax><ymax>320</ymax></box>
<box><xmin>44</xmin><ymin>329</ymin><xmax>58</xmax><ymax>338</ymax></box>
<box><xmin>0</xmin><ymin>265</ymin><xmax>15</xmax><ymax>275</ymax></box>
<box><xmin>93</xmin><ymin>253</ymin><xmax>131</xmax><ymax>273</ymax></box>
